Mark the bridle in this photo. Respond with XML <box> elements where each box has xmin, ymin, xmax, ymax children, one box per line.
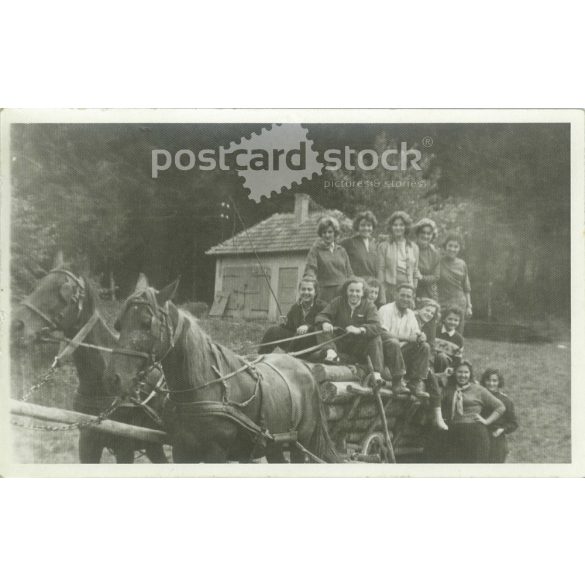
<box><xmin>20</xmin><ymin>268</ymin><xmax>87</xmax><ymax>333</ymax></box>
<box><xmin>113</xmin><ymin>289</ymin><xmax>187</xmax><ymax>391</ymax></box>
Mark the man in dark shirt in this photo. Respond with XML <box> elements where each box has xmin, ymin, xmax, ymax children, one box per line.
<box><xmin>259</xmin><ymin>278</ymin><xmax>326</xmax><ymax>355</ymax></box>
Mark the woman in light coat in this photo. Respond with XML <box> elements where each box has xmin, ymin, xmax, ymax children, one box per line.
<box><xmin>377</xmin><ymin>211</ymin><xmax>420</xmax><ymax>303</ymax></box>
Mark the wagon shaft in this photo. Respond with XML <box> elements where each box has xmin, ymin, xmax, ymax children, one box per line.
<box><xmin>10</xmin><ymin>399</ymin><xmax>169</xmax><ymax>445</ymax></box>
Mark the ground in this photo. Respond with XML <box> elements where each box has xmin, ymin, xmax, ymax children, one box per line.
<box><xmin>10</xmin><ymin>310</ymin><xmax>571</xmax><ymax>464</ymax></box>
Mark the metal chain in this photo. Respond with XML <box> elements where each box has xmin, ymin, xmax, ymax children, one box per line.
<box><xmin>10</xmin><ymin>396</ymin><xmax>123</xmax><ymax>433</ymax></box>
<box><xmin>20</xmin><ymin>359</ymin><xmax>60</xmax><ymax>402</ymax></box>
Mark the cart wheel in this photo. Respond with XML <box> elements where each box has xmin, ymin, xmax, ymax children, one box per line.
<box><xmin>361</xmin><ymin>432</ymin><xmax>389</xmax><ymax>463</ymax></box>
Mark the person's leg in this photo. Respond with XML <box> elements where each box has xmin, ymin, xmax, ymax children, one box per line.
<box><xmin>401</xmin><ymin>341</ymin><xmax>431</xmax><ymax>396</ymax></box>
<box><xmin>426</xmin><ymin>371</ymin><xmax>448</xmax><ymax>429</ymax></box>
<box><xmin>489</xmin><ymin>434</ymin><xmax>508</xmax><ymax>463</ymax></box>
<box><xmin>258</xmin><ymin>325</ymin><xmax>293</xmax><ymax>354</ymax></box>
<box><xmin>464</xmin><ymin>423</ymin><xmax>490</xmax><ymax>463</ymax></box>
<box><xmin>380</xmin><ymin>331</ymin><xmax>406</xmax><ymax>387</ymax></box>
<box><xmin>434</xmin><ymin>352</ymin><xmax>451</xmax><ymax>374</ymax></box>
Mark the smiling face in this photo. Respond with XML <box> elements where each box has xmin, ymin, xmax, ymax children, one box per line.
<box><xmin>367</xmin><ymin>286</ymin><xmax>379</xmax><ymax>303</ymax></box>
<box><xmin>298</xmin><ymin>281</ymin><xmax>316</xmax><ymax>304</ymax></box>
<box><xmin>484</xmin><ymin>373</ymin><xmax>501</xmax><ymax>392</ymax></box>
<box><xmin>445</xmin><ymin>239</ymin><xmax>461</xmax><ymax>259</ymax></box>
<box><xmin>320</xmin><ymin>227</ymin><xmax>336</xmax><ymax>246</ymax></box>
<box><xmin>417</xmin><ymin>225</ymin><xmax>434</xmax><ymax>247</ymax></box>
<box><xmin>396</xmin><ymin>286</ymin><xmax>414</xmax><ymax>311</ymax></box>
<box><xmin>418</xmin><ymin>304</ymin><xmax>437</xmax><ymax>323</ymax></box>
<box><xmin>391</xmin><ymin>218</ymin><xmax>406</xmax><ymax>240</ymax></box>
<box><xmin>357</xmin><ymin>219</ymin><xmax>374</xmax><ymax>239</ymax></box>
<box><xmin>346</xmin><ymin>282</ymin><xmax>364</xmax><ymax>307</ymax></box>
<box><xmin>444</xmin><ymin>312</ymin><xmax>461</xmax><ymax>331</ymax></box>
<box><xmin>455</xmin><ymin>364</ymin><xmax>471</xmax><ymax>386</ymax></box>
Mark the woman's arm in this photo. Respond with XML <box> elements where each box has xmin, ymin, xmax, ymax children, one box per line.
<box><xmin>342</xmin><ymin>246</ymin><xmax>354</xmax><ymax>278</ymax></box>
<box><xmin>477</xmin><ymin>387</ymin><xmax>505</xmax><ymax>425</ymax></box>
<box><xmin>304</xmin><ymin>244</ymin><xmax>319</xmax><ymax>279</ymax></box>
<box><xmin>463</xmin><ymin>261</ymin><xmax>472</xmax><ymax>317</ymax></box>
<box><xmin>376</xmin><ymin>241</ymin><xmax>387</xmax><ymax>283</ymax></box>
<box><xmin>503</xmin><ymin>398</ymin><xmax>519</xmax><ymax>434</ymax></box>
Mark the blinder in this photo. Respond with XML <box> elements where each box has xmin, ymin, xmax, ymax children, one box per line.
<box><xmin>150</xmin><ymin>313</ymin><xmax>162</xmax><ymax>339</ymax></box>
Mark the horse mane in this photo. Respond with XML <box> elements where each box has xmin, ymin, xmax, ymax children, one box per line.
<box><xmin>180</xmin><ymin>310</ymin><xmax>215</xmax><ymax>387</ymax></box>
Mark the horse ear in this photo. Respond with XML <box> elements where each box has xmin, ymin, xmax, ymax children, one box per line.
<box><xmin>53</xmin><ymin>250</ymin><xmax>64</xmax><ymax>269</ymax></box>
<box><xmin>134</xmin><ymin>273</ymin><xmax>149</xmax><ymax>293</ymax></box>
<box><xmin>156</xmin><ymin>277</ymin><xmax>181</xmax><ymax>306</ymax></box>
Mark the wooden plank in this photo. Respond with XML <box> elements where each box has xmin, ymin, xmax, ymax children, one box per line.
<box><xmin>10</xmin><ymin>399</ymin><xmax>169</xmax><ymax>444</ymax></box>
<box><xmin>209</xmin><ymin>292</ymin><xmax>230</xmax><ymax>317</ymax></box>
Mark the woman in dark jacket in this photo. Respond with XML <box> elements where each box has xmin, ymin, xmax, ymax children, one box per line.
<box><xmin>480</xmin><ymin>368</ymin><xmax>518</xmax><ymax>463</ymax></box>
<box><xmin>413</xmin><ymin>218</ymin><xmax>440</xmax><ymax>301</ymax></box>
<box><xmin>341</xmin><ymin>210</ymin><xmax>386</xmax><ymax>304</ymax></box>
<box><xmin>304</xmin><ymin>216</ymin><xmax>353</xmax><ymax>302</ymax></box>
<box><xmin>259</xmin><ymin>277</ymin><xmax>326</xmax><ymax>357</ymax></box>
<box><xmin>315</xmin><ymin>277</ymin><xmax>384</xmax><ymax>382</ymax></box>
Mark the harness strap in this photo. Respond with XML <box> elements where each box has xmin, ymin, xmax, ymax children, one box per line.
<box><xmin>167</xmin><ymin>400</ymin><xmax>274</xmax><ymax>441</ymax></box>
<box><xmin>158</xmin><ymin>353</ymin><xmax>267</xmax><ymax>395</ymax></box>
<box><xmin>53</xmin><ymin>310</ymin><xmax>100</xmax><ymax>365</ymax></box>
<box><xmin>288</xmin><ymin>331</ymin><xmax>350</xmax><ymax>357</ymax></box>
<box><xmin>20</xmin><ymin>299</ymin><xmax>60</xmax><ymax>329</ymax></box>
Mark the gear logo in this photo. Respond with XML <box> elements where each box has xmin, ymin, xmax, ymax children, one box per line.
<box><xmin>225</xmin><ymin>124</ymin><xmax>323</xmax><ymax>202</ymax></box>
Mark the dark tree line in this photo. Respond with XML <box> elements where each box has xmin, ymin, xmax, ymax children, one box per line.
<box><xmin>10</xmin><ymin>123</ymin><xmax>570</xmax><ymax>323</ymax></box>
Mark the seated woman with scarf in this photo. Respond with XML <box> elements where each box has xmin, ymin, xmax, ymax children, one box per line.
<box><xmin>314</xmin><ymin>277</ymin><xmax>384</xmax><ymax>383</ymax></box>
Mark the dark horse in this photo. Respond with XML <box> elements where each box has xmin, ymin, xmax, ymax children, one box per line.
<box><xmin>11</xmin><ymin>267</ymin><xmax>168</xmax><ymax>463</ymax></box>
<box><xmin>104</xmin><ymin>276</ymin><xmax>339</xmax><ymax>463</ymax></box>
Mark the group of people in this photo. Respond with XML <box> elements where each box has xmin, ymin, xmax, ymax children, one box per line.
<box><xmin>259</xmin><ymin>210</ymin><xmax>518</xmax><ymax>464</ymax></box>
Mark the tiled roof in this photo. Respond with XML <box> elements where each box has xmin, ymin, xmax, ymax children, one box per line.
<box><xmin>206</xmin><ymin>208</ymin><xmax>352</xmax><ymax>256</ymax></box>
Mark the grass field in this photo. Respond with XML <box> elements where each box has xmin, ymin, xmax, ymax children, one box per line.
<box><xmin>11</xmin><ymin>312</ymin><xmax>571</xmax><ymax>464</ymax></box>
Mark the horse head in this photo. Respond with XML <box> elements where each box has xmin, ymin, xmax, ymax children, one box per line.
<box><xmin>105</xmin><ymin>274</ymin><xmax>180</xmax><ymax>400</ymax></box>
<box><xmin>11</xmin><ymin>264</ymin><xmax>91</xmax><ymax>348</ymax></box>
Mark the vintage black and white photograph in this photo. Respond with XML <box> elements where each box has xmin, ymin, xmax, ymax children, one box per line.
<box><xmin>1</xmin><ymin>109</ymin><xmax>583</xmax><ymax>476</ymax></box>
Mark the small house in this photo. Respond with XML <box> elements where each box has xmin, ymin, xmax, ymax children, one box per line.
<box><xmin>205</xmin><ymin>193</ymin><xmax>350</xmax><ymax>321</ymax></box>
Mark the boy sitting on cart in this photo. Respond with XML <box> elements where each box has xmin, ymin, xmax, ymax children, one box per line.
<box><xmin>314</xmin><ymin>277</ymin><xmax>385</xmax><ymax>384</ymax></box>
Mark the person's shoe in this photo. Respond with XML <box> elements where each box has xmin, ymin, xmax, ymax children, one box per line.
<box><xmin>409</xmin><ymin>379</ymin><xmax>430</xmax><ymax>399</ymax></box>
<box><xmin>391</xmin><ymin>377</ymin><xmax>410</xmax><ymax>394</ymax></box>
<box><xmin>324</xmin><ymin>349</ymin><xmax>339</xmax><ymax>364</ymax></box>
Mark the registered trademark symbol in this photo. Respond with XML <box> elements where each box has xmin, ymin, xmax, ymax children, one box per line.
<box><xmin>422</xmin><ymin>136</ymin><xmax>434</xmax><ymax>148</ymax></box>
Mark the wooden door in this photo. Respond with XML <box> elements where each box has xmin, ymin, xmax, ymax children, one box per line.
<box><xmin>278</xmin><ymin>266</ymin><xmax>299</xmax><ymax>316</ymax></box>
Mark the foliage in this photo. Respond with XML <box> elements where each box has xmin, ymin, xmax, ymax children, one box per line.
<box><xmin>10</xmin><ymin>123</ymin><xmax>570</xmax><ymax>321</ymax></box>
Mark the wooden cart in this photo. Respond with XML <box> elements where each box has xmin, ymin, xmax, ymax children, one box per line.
<box><xmin>310</xmin><ymin>363</ymin><xmax>430</xmax><ymax>463</ymax></box>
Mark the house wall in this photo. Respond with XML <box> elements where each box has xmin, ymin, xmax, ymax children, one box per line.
<box><xmin>212</xmin><ymin>253</ymin><xmax>307</xmax><ymax>321</ymax></box>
